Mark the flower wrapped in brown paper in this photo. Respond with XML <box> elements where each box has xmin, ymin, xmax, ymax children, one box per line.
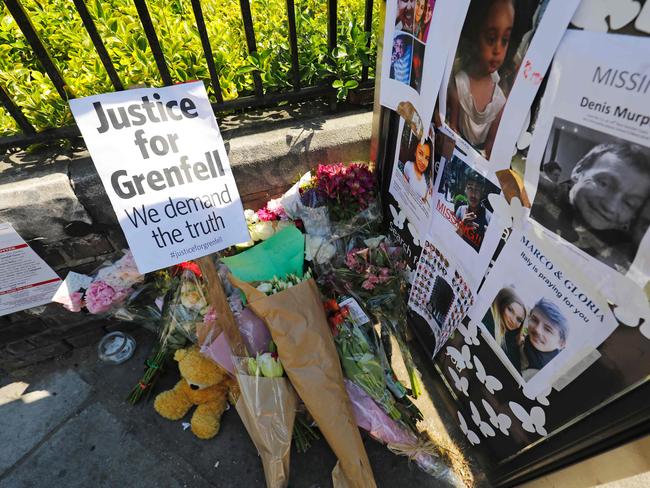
<box><xmin>233</xmin><ymin>360</ymin><xmax>298</xmax><ymax>488</ymax></box>
<box><xmin>230</xmin><ymin>275</ymin><xmax>377</xmax><ymax>488</ymax></box>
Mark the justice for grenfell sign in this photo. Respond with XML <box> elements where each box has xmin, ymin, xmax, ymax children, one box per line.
<box><xmin>70</xmin><ymin>82</ymin><xmax>250</xmax><ymax>273</ymax></box>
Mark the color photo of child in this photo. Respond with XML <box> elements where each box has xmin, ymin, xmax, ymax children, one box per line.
<box><xmin>436</xmin><ymin>154</ymin><xmax>500</xmax><ymax>252</ymax></box>
<box><xmin>445</xmin><ymin>0</ymin><xmax>548</xmax><ymax>158</ymax></box>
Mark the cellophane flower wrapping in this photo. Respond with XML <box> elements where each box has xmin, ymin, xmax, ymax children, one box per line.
<box><xmin>230</xmin><ymin>274</ymin><xmax>377</xmax><ymax>488</ymax></box>
<box><xmin>128</xmin><ymin>266</ymin><xmax>210</xmax><ymax>404</ymax></box>
<box><xmin>329</xmin><ymin>239</ymin><xmax>424</xmax><ymax>398</ymax></box>
<box><xmin>345</xmin><ymin>380</ymin><xmax>458</xmax><ymax>484</ymax></box>
<box><xmin>231</xmin><ymin>356</ymin><xmax>298</xmax><ymax>488</ymax></box>
<box><xmin>53</xmin><ymin>250</ymin><xmax>145</xmax><ymax>315</ymax></box>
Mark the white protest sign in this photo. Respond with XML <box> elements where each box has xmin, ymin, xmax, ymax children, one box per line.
<box><xmin>69</xmin><ymin>82</ymin><xmax>250</xmax><ymax>273</ymax></box>
<box><xmin>0</xmin><ymin>223</ymin><xmax>61</xmax><ymax>316</ymax></box>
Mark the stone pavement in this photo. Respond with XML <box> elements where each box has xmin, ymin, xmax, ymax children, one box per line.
<box><xmin>0</xmin><ymin>327</ymin><xmax>488</xmax><ymax>488</ymax></box>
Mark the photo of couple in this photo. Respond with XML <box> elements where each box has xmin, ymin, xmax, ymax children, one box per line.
<box><xmin>390</xmin><ymin>0</ymin><xmax>436</xmax><ymax>92</ymax></box>
<box><xmin>436</xmin><ymin>154</ymin><xmax>500</xmax><ymax>252</ymax></box>
<box><xmin>482</xmin><ymin>287</ymin><xmax>569</xmax><ymax>381</ymax></box>
<box><xmin>445</xmin><ymin>0</ymin><xmax>549</xmax><ymax>157</ymax></box>
<box><xmin>531</xmin><ymin>118</ymin><xmax>650</xmax><ymax>274</ymax></box>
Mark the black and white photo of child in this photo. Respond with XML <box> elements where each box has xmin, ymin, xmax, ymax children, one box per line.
<box><xmin>445</xmin><ymin>0</ymin><xmax>549</xmax><ymax>158</ymax></box>
<box><xmin>531</xmin><ymin>118</ymin><xmax>650</xmax><ymax>273</ymax></box>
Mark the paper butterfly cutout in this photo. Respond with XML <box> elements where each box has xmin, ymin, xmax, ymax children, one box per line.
<box><xmin>470</xmin><ymin>400</ymin><xmax>496</xmax><ymax>438</ymax></box>
<box><xmin>458</xmin><ymin>411</ymin><xmax>481</xmax><ymax>445</ymax></box>
<box><xmin>488</xmin><ymin>194</ymin><xmax>528</xmax><ymax>231</ymax></box>
<box><xmin>610</xmin><ymin>304</ymin><xmax>650</xmax><ymax>340</ymax></box>
<box><xmin>571</xmin><ymin>0</ymin><xmax>641</xmax><ymax>32</ymax></box>
<box><xmin>635</xmin><ymin>2</ymin><xmax>650</xmax><ymax>32</ymax></box>
<box><xmin>509</xmin><ymin>401</ymin><xmax>547</xmax><ymax>436</ymax></box>
<box><xmin>522</xmin><ymin>386</ymin><xmax>551</xmax><ymax>407</ymax></box>
<box><xmin>446</xmin><ymin>344</ymin><xmax>473</xmax><ymax>372</ymax></box>
<box><xmin>389</xmin><ymin>204</ymin><xmax>406</xmax><ymax>230</ymax></box>
<box><xmin>482</xmin><ymin>399</ymin><xmax>512</xmax><ymax>436</ymax></box>
<box><xmin>447</xmin><ymin>367</ymin><xmax>469</xmax><ymax>397</ymax></box>
<box><xmin>473</xmin><ymin>355</ymin><xmax>503</xmax><ymax>394</ymax></box>
<box><xmin>458</xmin><ymin>321</ymin><xmax>480</xmax><ymax>346</ymax></box>
<box><xmin>407</xmin><ymin>221</ymin><xmax>422</xmax><ymax>247</ymax></box>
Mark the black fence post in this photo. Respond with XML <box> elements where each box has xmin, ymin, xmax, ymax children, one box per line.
<box><xmin>238</xmin><ymin>0</ymin><xmax>264</xmax><ymax>97</ymax></box>
<box><xmin>72</xmin><ymin>0</ymin><xmax>124</xmax><ymax>91</ymax></box>
<box><xmin>133</xmin><ymin>0</ymin><xmax>173</xmax><ymax>86</ymax></box>
<box><xmin>286</xmin><ymin>0</ymin><xmax>301</xmax><ymax>91</ymax></box>
<box><xmin>0</xmin><ymin>84</ymin><xmax>36</xmax><ymax>135</ymax></box>
<box><xmin>190</xmin><ymin>0</ymin><xmax>224</xmax><ymax>103</ymax></box>
<box><xmin>362</xmin><ymin>0</ymin><xmax>374</xmax><ymax>82</ymax></box>
<box><xmin>4</xmin><ymin>0</ymin><xmax>73</xmax><ymax>100</ymax></box>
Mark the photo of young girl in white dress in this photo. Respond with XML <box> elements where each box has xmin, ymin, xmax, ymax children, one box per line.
<box><xmin>445</xmin><ymin>0</ymin><xmax>549</xmax><ymax>158</ymax></box>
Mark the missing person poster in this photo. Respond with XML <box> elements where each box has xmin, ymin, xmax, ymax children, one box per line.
<box><xmin>429</xmin><ymin>145</ymin><xmax>504</xmax><ymax>288</ymax></box>
<box><xmin>69</xmin><ymin>82</ymin><xmax>250</xmax><ymax>274</ymax></box>
<box><xmin>468</xmin><ymin>228</ymin><xmax>618</xmax><ymax>398</ymax></box>
<box><xmin>381</xmin><ymin>0</ymin><xmax>469</xmax><ymax>133</ymax></box>
<box><xmin>408</xmin><ymin>238</ymin><xmax>475</xmax><ymax>356</ymax></box>
<box><xmin>524</xmin><ymin>30</ymin><xmax>650</xmax><ymax>290</ymax></box>
<box><xmin>438</xmin><ymin>0</ymin><xmax>581</xmax><ymax>167</ymax></box>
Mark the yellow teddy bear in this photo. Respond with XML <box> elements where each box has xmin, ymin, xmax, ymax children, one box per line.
<box><xmin>154</xmin><ymin>345</ymin><xmax>233</xmax><ymax>439</ymax></box>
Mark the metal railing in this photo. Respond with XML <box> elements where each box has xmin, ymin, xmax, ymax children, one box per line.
<box><xmin>0</xmin><ymin>0</ymin><xmax>376</xmax><ymax>148</ymax></box>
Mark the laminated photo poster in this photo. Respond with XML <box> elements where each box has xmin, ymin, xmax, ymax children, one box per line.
<box><xmin>524</xmin><ymin>30</ymin><xmax>650</xmax><ymax>329</ymax></box>
<box><xmin>437</xmin><ymin>0</ymin><xmax>581</xmax><ymax>168</ymax></box>
<box><xmin>467</xmin><ymin>227</ymin><xmax>618</xmax><ymax>399</ymax></box>
<box><xmin>407</xmin><ymin>134</ymin><xmax>509</xmax><ymax>356</ymax></box>
<box><xmin>384</xmin><ymin>0</ymin><xmax>469</xmax><ymax>232</ymax></box>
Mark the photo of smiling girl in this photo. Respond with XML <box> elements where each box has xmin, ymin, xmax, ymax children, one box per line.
<box><xmin>482</xmin><ymin>287</ymin><xmax>526</xmax><ymax>368</ymax></box>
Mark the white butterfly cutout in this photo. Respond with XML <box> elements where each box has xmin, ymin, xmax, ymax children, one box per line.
<box><xmin>509</xmin><ymin>401</ymin><xmax>547</xmax><ymax>436</ymax></box>
<box><xmin>488</xmin><ymin>194</ymin><xmax>528</xmax><ymax>231</ymax></box>
<box><xmin>636</xmin><ymin>1</ymin><xmax>650</xmax><ymax>32</ymax></box>
<box><xmin>458</xmin><ymin>321</ymin><xmax>480</xmax><ymax>346</ymax></box>
<box><xmin>522</xmin><ymin>386</ymin><xmax>551</xmax><ymax>407</ymax></box>
<box><xmin>447</xmin><ymin>367</ymin><xmax>469</xmax><ymax>397</ymax></box>
<box><xmin>482</xmin><ymin>399</ymin><xmax>512</xmax><ymax>436</ymax></box>
<box><xmin>473</xmin><ymin>355</ymin><xmax>503</xmax><ymax>394</ymax></box>
<box><xmin>446</xmin><ymin>344</ymin><xmax>473</xmax><ymax>372</ymax></box>
<box><xmin>458</xmin><ymin>411</ymin><xmax>480</xmax><ymax>445</ymax></box>
<box><xmin>407</xmin><ymin>221</ymin><xmax>421</xmax><ymax>247</ymax></box>
<box><xmin>469</xmin><ymin>401</ymin><xmax>496</xmax><ymax>438</ymax></box>
<box><xmin>571</xmin><ymin>0</ymin><xmax>641</xmax><ymax>32</ymax></box>
<box><xmin>389</xmin><ymin>204</ymin><xmax>406</xmax><ymax>230</ymax></box>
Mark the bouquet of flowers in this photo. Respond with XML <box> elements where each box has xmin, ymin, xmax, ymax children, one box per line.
<box><xmin>331</xmin><ymin>238</ymin><xmax>424</xmax><ymax>398</ymax></box>
<box><xmin>325</xmin><ymin>299</ymin><xmax>422</xmax><ymax>432</ymax></box>
<box><xmin>128</xmin><ymin>263</ymin><xmax>210</xmax><ymax>404</ymax></box>
<box><xmin>241</xmin><ymin>199</ymin><xmax>295</xmax><ymax>246</ymax></box>
<box><xmin>54</xmin><ymin>251</ymin><xmax>144</xmax><ymax>314</ymax></box>
<box><xmin>230</xmin><ymin>273</ymin><xmax>377</xmax><ymax>488</ymax></box>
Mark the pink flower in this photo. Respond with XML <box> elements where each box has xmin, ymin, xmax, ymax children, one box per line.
<box><xmin>361</xmin><ymin>274</ymin><xmax>379</xmax><ymax>290</ymax></box>
<box><xmin>84</xmin><ymin>280</ymin><xmax>118</xmax><ymax>314</ymax></box>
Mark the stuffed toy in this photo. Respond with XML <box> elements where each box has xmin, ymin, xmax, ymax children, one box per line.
<box><xmin>154</xmin><ymin>345</ymin><xmax>233</xmax><ymax>439</ymax></box>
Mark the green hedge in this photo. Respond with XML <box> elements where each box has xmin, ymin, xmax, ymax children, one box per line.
<box><xmin>0</xmin><ymin>0</ymin><xmax>379</xmax><ymax>136</ymax></box>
